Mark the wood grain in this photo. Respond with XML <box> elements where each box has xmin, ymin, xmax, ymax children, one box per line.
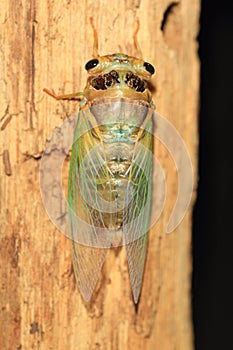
<box><xmin>0</xmin><ymin>1</ymin><xmax>200</xmax><ymax>349</ymax></box>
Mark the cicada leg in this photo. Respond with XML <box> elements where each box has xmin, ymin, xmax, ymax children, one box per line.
<box><xmin>43</xmin><ymin>88</ymin><xmax>84</xmax><ymax>101</ymax></box>
<box><xmin>133</xmin><ymin>19</ymin><xmax>143</xmax><ymax>58</ymax></box>
<box><xmin>90</xmin><ymin>17</ymin><xmax>99</xmax><ymax>57</ymax></box>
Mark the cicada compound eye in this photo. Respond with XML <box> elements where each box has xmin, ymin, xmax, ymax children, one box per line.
<box><xmin>85</xmin><ymin>59</ymin><xmax>99</xmax><ymax>71</ymax></box>
<box><xmin>143</xmin><ymin>62</ymin><xmax>155</xmax><ymax>75</ymax></box>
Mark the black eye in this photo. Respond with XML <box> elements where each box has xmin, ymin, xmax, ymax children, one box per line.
<box><xmin>85</xmin><ymin>59</ymin><xmax>99</xmax><ymax>70</ymax></box>
<box><xmin>143</xmin><ymin>62</ymin><xmax>155</xmax><ymax>75</ymax></box>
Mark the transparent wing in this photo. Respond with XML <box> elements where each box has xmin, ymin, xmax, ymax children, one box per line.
<box><xmin>71</xmin><ymin>241</ymin><xmax>107</xmax><ymax>301</ymax></box>
<box><xmin>68</xmin><ymin>106</ymin><xmax>111</xmax><ymax>300</ymax></box>
<box><xmin>126</xmin><ymin>234</ymin><xmax>148</xmax><ymax>303</ymax></box>
<box><xmin>123</xmin><ymin>114</ymin><xmax>153</xmax><ymax>303</ymax></box>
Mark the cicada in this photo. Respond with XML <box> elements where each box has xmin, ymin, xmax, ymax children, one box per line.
<box><xmin>44</xmin><ymin>19</ymin><xmax>155</xmax><ymax>303</ymax></box>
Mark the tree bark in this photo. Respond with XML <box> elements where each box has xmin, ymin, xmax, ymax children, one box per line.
<box><xmin>0</xmin><ymin>1</ymin><xmax>200</xmax><ymax>349</ymax></box>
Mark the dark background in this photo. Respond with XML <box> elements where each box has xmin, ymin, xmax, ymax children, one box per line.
<box><xmin>193</xmin><ymin>0</ymin><xmax>233</xmax><ymax>349</ymax></box>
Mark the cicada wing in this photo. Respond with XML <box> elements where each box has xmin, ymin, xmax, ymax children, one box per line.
<box><xmin>68</xmin><ymin>106</ymin><xmax>111</xmax><ymax>300</ymax></box>
<box><xmin>124</xmin><ymin>116</ymin><xmax>153</xmax><ymax>303</ymax></box>
<box><xmin>71</xmin><ymin>241</ymin><xmax>107</xmax><ymax>301</ymax></box>
<box><xmin>125</xmin><ymin>164</ymin><xmax>151</xmax><ymax>303</ymax></box>
<box><xmin>126</xmin><ymin>234</ymin><xmax>148</xmax><ymax>303</ymax></box>
<box><xmin>69</xmin><ymin>104</ymin><xmax>123</xmax><ymax>245</ymax></box>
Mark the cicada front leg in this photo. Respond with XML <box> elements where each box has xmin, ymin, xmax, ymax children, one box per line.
<box><xmin>90</xmin><ymin>17</ymin><xmax>99</xmax><ymax>57</ymax></box>
<box><xmin>133</xmin><ymin>19</ymin><xmax>143</xmax><ymax>58</ymax></box>
<box><xmin>43</xmin><ymin>88</ymin><xmax>84</xmax><ymax>101</ymax></box>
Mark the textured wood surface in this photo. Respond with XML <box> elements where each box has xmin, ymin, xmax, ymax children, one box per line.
<box><xmin>0</xmin><ymin>1</ymin><xmax>200</xmax><ymax>349</ymax></box>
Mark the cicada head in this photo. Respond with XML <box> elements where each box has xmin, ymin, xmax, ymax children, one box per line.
<box><xmin>83</xmin><ymin>53</ymin><xmax>155</xmax><ymax>105</ymax></box>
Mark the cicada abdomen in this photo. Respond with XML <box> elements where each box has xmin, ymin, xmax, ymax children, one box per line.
<box><xmin>44</xmin><ymin>20</ymin><xmax>155</xmax><ymax>303</ymax></box>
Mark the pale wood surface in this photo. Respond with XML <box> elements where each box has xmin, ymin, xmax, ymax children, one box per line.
<box><xmin>0</xmin><ymin>1</ymin><xmax>200</xmax><ymax>349</ymax></box>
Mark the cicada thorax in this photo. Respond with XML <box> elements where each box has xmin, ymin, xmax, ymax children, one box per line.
<box><xmin>90</xmin><ymin>70</ymin><xmax>146</xmax><ymax>93</ymax></box>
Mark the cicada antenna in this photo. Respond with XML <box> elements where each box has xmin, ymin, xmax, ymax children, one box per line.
<box><xmin>90</xmin><ymin>17</ymin><xmax>99</xmax><ymax>57</ymax></box>
<box><xmin>133</xmin><ymin>19</ymin><xmax>143</xmax><ymax>58</ymax></box>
